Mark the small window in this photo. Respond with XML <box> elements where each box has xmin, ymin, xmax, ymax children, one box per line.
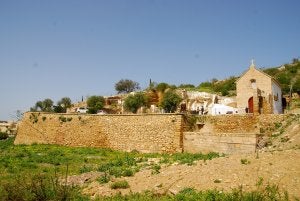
<box><xmin>250</xmin><ymin>79</ymin><xmax>256</xmax><ymax>89</ymax></box>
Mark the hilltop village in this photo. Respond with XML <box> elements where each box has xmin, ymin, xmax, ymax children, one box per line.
<box><xmin>15</xmin><ymin>60</ymin><xmax>300</xmax><ymax>154</ymax></box>
<box><xmin>69</xmin><ymin>61</ymin><xmax>287</xmax><ymax>116</ymax></box>
<box><xmin>4</xmin><ymin>60</ymin><xmax>300</xmax><ymax>199</ymax></box>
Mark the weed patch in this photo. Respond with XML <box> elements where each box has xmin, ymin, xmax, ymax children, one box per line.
<box><xmin>241</xmin><ymin>158</ymin><xmax>251</xmax><ymax>165</ymax></box>
<box><xmin>110</xmin><ymin>180</ymin><xmax>129</xmax><ymax>189</ymax></box>
<box><xmin>151</xmin><ymin>164</ymin><xmax>161</xmax><ymax>174</ymax></box>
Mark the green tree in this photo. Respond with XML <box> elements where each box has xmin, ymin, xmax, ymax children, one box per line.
<box><xmin>155</xmin><ymin>82</ymin><xmax>170</xmax><ymax>92</ymax></box>
<box><xmin>87</xmin><ymin>96</ymin><xmax>105</xmax><ymax>114</ymax></box>
<box><xmin>178</xmin><ymin>84</ymin><xmax>195</xmax><ymax>89</ymax></box>
<box><xmin>115</xmin><ymin>79</ymin><xmax>140</xmax><ymax>94</ymax></box>
<box><xmin>161</xmin><ymin>90</ymin><xmax>182</xmax><ymax>113</ymax></box>
<box><xmin>54</xmin><ymin>97</ymin><xmax>72</xmax><ymax>113</ymax></box>
<box><xmin>124</xmin><ymin>92</ymin><xmax>147</xmax><ymax>113</ymax></box>
<box><xmin>198</xmin><ymin>81</ymin><xmax>212</xmax><ymax>88</ymax></box>
<box><xmin>212</xmin><ymin>76</ymin><xmax>237</xmax><ymax>96</ymax></box>
<box><xmin>30</xmin><ymin>98</ymin><xmax>54</xmax><ymax>112</ymax></box>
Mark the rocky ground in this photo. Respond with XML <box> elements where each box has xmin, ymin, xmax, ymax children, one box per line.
<box><xmin>69</xmin><ymin>118</ymin><xmax>300</xmax><ymax>199</ymax></box>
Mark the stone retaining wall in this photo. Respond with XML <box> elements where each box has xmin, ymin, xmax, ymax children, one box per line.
<box><xmin>15</xmin><ymin>112</ymin><xmax>290</xmax><ymax>154</ymax></box>
<box><xmin>15</xmin><ymin>112</ymin><xmax>183</xmax><ymax>153</ymax></box>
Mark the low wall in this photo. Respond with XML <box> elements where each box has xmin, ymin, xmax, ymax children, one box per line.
<box><xmin>15</xmin><ymin>112</ymin><xmax>183</xmax><ymax>153</ymax></box>
<box><xmin>184</xmin><ymin>132</ymin><xmax>257</xmax><ymax>154</ymax></box>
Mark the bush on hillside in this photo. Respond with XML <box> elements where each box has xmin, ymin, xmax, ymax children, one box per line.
<box><xmin>0</xmin><ymin>132</ymin><xmax>8</xmax><ymax>140</ymax></box>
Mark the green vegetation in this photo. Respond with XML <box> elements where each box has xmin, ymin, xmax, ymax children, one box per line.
<box><xmin>124</xmin><ymin>92</ymin><xmax>148</xmax><ymax>113</ymax></box>
<box><xmin>29</xmin><ymin>113</ymin><xmax>39</xmax><ymax>124</ymax></box>
<box><xmin>153</xmin><ymin>82</ymin><xmax>176</xmax><ymax>92</ymax></box>
<box><xmin>97</xmin><ymin>172</ymin><xmax>111</xmax><ymax>184</ymax></box>
<box><xmin>0</xmin><ymin>172</ymin><xmax>88</xmax><ymax>201</ymax></box>
<box><xmin>151</xmin><ymin>164</ymin><xmax>161</xmax><ymax>174</ymax></box>
<box><xmin>54</xmin><ymin>97</ymin><xmax>72</xmax><ymax>113</ymax></box>
<box><xmin>0</xmin><ymin>139</ymin><xmax>293</xmax><ymax>200</ymax></box>
<box><xmin>59</xmin><ymin>115</ymin><xmax>73</xmax><ymax>123</ymax></box>
<box><xmin>263</xmin><ymin>59</ymin><xmax>300</xmax><ymax>94</ymax></box>
<box><xmin>96</xmin><ymin>185</ymin><xmax>290</xmax><ymax>201</ymax></box>
<box><xmin>30</xmin><ymin>98</ymin><xmax>54</xmax><ymax>112</ymax></box>
<box><xmin>0</xmin><ymin>132</ymin><xmax>8</xmax><ymax>140</ymax></box>
<box><xmin>240</xmin><ymin>158</ymin><xmax>251</xmax><ymax>165</ymax></box>
<box><xmin>175</xmin><ymin>77</ymin><xmax>237</xmax><ymax>96</ymax></box>
<box><xmin>213</xmin><ymin>179</ymin><xmax>222</xmax><ymax>183</ymax></box>
<box><xmin>0</xmin><ymin>138</ymin><xmax>220</xmax><ymax>184</ymax></box>
<box><xmin>115</xmin><ymin>79</ymin><xmax>140</xmax><ymax>94</ymax></box>
<box><xmin>30</xmin><ymin>97</ymin><xmax>73</xmax><ymax>113</ymax></box>
<box><xmin>87</xmin><ymin>95</ymin><xmax>105</xmax><ymax>114</ymax></box>
<box><xmin>161</xmin><ymin>90</ymin><xmax>182</xmax><ymax>113</ymax></box>
<box><xmin>174</xmin><ymin>58</ymin><xmax>300</xmax><ymax>96</ymax></box>
<box><xmin>110</xmin><ymin>180</ymin><xmax>130</xmax><ymax>189</ymax></box>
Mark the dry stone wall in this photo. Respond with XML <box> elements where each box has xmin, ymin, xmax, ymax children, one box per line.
<box><xmin>183</xmin><ymin>115</ymin><xmax>259</xmax><ymax>154</ymax></box>
<box><xmin>15</xmin><ymin>112</ymin><xmax>183</xmax><ymax>153</ymax></box>
<box><xmin>183</xmin><ymin>114</ymin><xmax>290</xmax><ymax>154</ymax></box>
<box><xmin>184</xmin><ymin>132</ymin><xmax>257</xmax><ymax>154</ymax></box>
<box><xmin>15</xmin><ymin>112</ymin><xmax>290</xmax><ymax>154</ymax></box>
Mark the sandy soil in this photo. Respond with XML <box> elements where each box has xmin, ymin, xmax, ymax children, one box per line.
<box><xmin>70</xmin><ymin>120</ymin><xmax>300</xmax><ymax>199</ymax></box>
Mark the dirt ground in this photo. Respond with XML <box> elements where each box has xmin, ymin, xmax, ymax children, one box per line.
<box><xmin>73</xmin><ymin>120</ymin><xmax>300</xmax><ymax>199</ymax></box>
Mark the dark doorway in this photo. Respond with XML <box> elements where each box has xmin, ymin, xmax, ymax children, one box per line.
<box><xmin>248</xmin><ymin>97</ymin><xmax>254</xmax><ymax>113</ymax></box>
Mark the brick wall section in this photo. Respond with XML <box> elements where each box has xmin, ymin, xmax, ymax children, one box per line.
<box><xmin>15</xmin><ymin>112</ymin><xmax>183</xmax><ymax>153</ymax></box>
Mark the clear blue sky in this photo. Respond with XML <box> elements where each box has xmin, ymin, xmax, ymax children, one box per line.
<box><xmin>1</xmin><ymin>0</ymin><xmax>300</xmax><ymax>120</ymax></box>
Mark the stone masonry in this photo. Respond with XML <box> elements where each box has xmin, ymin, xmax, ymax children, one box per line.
<box><xmin>236</xmin><ymin>62</ymin><xmax>282</xmax><ymax>114</ymax></box>
<box><xmin>15</xmin><ymin>112</ymin><xmax>288</xmax><ymax>154</ymax></box>
<box><xmin>15</xmin><ymin>112</ymin><xmax>183</xmax><ymax>153</ymax></box>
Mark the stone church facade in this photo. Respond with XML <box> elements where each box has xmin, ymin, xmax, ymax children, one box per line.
<box><xmin>236</xmin><ymin>61</ymin><xmax>283</xmax><ymax>114</ymax></box>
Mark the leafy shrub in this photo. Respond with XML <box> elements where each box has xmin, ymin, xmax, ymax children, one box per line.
<box><xmin>213</xmin><ymin>179</ymin><xmax>222</xmax><ymax>183</ymax></box>
<box><xmin>160</xmin><ymin>90</ymin><xmax>182</xmax><ymax>113</ymax></box>
<box><xmin>241</xmin><ymin>158</ymin><xmax>251</xmax><ymax>165</ymax></box>
<box><xmin>123</xmin><ymin>168</ymin><xmax>134</xmax><ymax>177</ymax></box>
<box><xmin>274</xmin><ymin>122</ymin><xmax>282</xmax><ymax>129</ymax></box>
<box><xmin>0</xmin><ymin>132</ymin><xmax>8</xmax><ymax>140</ymax></box>
<box><xmin>124</xmin><ymin>92</ymin><xmax>148</xmax><ymax>113</ymax></box>
<box><xmin>59</xmin><ymin>116</ymin><xmax>67</xmax><ymax>123</ymax></box>
<box><xmin>97</xmin><ymin>172</ymin><xmax>111</xmax><ymax>184</ymax></box>
<box><xmin>171</xmin><ymin>152</ymin><xmax>220</xmax><ymax>165</ymax></box>
<box><xmin>151</xmin><ymin>164</ymin><xmax>161</xmax><ymax>175</ymax></box>
<box><xmin>79</xmin><ymin>165</ymin><xmax>93</xmax><ymax>173</ymax></box>
<box><xmin>87</xmin><ymin>95</ymin><xmax>105</xmax><ymax>114</ymax></box>
<box><xmin>29</xmin><ymin>113</ymin><xmax>39</xmax><ymax>124</ymax></box>
<box><xmin>110</xmin><ymin>180</ymin><xmax>129</xmax><ymax>189</ymax></box>
<box><xmin>0</xmin><ymin>173</ymin><xmax>87</xmax><ymax>201</ymax></box>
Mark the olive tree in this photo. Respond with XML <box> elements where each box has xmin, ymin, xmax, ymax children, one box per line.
<box><xmin>87</xmin><ymin>95</ymin><xmax>105</xmax><ymax>114</ymax></box>
<box><xmin>124</xmin><ymin>92</ymin><xmax>147</xmax><ymax>113</ymax></box>
<box><xmin>54</xmin><ymin>97</ymin><xmax>72</xmax><ymax>113</ymax></box>
<box><xmin>160</xmin><ymin>90</ymin><xmax>182</xmax><ymax>113</ymax></box>
<box><xmin>30</xmin><ymin>98</ymin><xmax>54</xmax><ymax>112</ymax></box>
<box><xmin>115</xmin><ymin>79</ymin><xmax>140</xmax><ymax>94</ymax></box>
